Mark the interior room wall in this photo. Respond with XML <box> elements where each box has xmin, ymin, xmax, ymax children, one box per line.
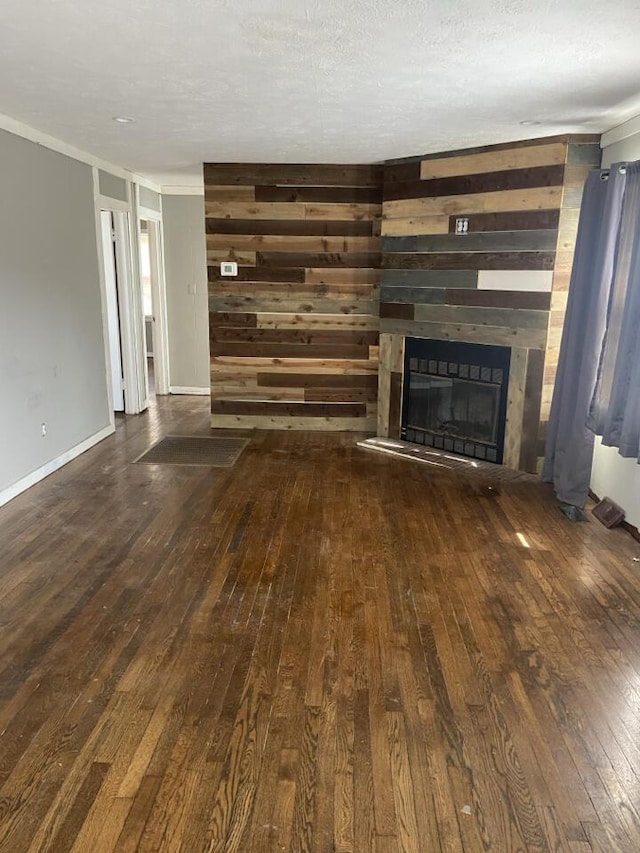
<box><xmin>0</xmin><ymin>128</ymin><xmax>111</xmax><ymax>501</ymax></box>
<box><xmin>590</xmin><ymin>125</ymin><xmax>640</xmax><ymax>528</ymax></box>
<box><xmin>162</xmin><ymin>194</ymin><xmax>210</xmax><ymax>392</ymax></box>
<box><xmin>379</xmin><ymin>135</ymin><xmax>600</xmax><ymax>472</ymax></box>
<box><xmin>204</xmin><ymin>164</ymin><xmax>382</xmax><ymax>430</ymax></box>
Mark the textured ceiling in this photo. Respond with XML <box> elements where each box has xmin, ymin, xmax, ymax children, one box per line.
<box><xmin>2</xmin><ymin>0</ymin><xmax>640</xmax><ymax>187</ymax></box>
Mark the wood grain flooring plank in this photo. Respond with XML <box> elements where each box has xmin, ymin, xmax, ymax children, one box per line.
<box><xmin>1</xmin><ymin>395</ymin><xmax>639</xmax><ymax>851</ymax></box>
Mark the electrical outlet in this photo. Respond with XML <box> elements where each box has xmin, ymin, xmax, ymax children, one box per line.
<box><xmin>220</xmin><ymin>261</ymin><xmax>238</xmax><ymax>277</ymax></box>
<box><xmin>41</xmin><ymin>422</ymin><xmax>47</xmax><ymax>437</ymax></box>
<box><xmin>455</xmin><ymin>217</ymin><xmax>469</xmax><ymax>234</ymax></box>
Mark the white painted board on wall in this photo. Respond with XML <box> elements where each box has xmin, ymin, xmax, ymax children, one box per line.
<box><xmin>477</xmin><ymin>270</ymin><xmax>553</xmax><ymax>292</ymax></box>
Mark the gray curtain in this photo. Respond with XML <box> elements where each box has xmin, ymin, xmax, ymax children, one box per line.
<box><xmin>587</xmin><ymin>162</ymin><xmax>640</xmax><ymax>461</ymax></box>
<box><xmin>542</xmin><ymin>167</ymin><xmax>627</xmax><ymax>507</ymax></box>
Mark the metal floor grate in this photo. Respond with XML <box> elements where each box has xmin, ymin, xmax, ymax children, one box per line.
<box><xmin>134</xmin><ymin>435</ymin><xmax>249</xmax><ymax>467</ymax></box>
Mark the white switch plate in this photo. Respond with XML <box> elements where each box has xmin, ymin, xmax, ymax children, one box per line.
<box><xmin>220</xmin><ymin>261</ymin><xmax>238</xmax><ymax>276</ymax></box>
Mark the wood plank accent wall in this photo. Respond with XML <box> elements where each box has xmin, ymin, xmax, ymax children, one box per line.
<box><xmin>204</xmin><ymin>164</ymin><xmax>383</xmax><ymax>430</ymax></box>
<box><xmin>379</xmin><ymin>135</ymin><xmax>601</xmax><ymax>472</ymax></box>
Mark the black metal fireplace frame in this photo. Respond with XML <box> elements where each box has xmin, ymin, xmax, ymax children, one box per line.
<box><xmin>401</xmin><ymin>337</ymin><xmax>511</xmax><ymax>464</ymax></box>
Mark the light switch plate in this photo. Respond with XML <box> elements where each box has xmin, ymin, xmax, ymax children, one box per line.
<box><xmin>220</xmin><ymin>261</ymin><xmax>238</xmax><ymax>276</ymax></box>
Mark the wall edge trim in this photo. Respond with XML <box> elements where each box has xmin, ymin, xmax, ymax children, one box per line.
<box><xmin>0</xmin><ymin>424</ymin><xmax>115</xmax><ymax>508</ymax></box>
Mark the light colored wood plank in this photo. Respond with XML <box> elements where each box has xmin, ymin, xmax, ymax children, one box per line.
<box><xmin>210</xmin><ymin>414</ymin><xmax>377</xmax><ymax>431</ymax></box>
<box><xmin>211</xmin><ymin>356</ymin><xmax>378</xmax><ymax>374</ymax></box>
<box><xmin>383</xmin><ymin>187</ymin><xmax>563</xmax><ymax>219</ymax></box>
<box><xmin>205</xmin><ymin>185</ymin><xmax>256</xmax><ymax>202</ymax></box>
<box><xmin>381</xmin><ymin>216</ymin><xmax>449</xmax><ymax>237</ymax></box>
<box><xmin>206</xmin><ymin>234</ymin><xmax>379</xmax><ymax>253</ymax></box>
<box><xmin>377</xmin><ymin>334</ymin><xmax>392</xmax><ymax>437</ymax></box>
<box><xmin>380</xmin><ymin>318</ymin><xmax>547</xmax><ymax>349</ymax></box>
<box><xmin>206</xmin><ymin>249</ymin><xmax>257</xmax><ymax>266</ymax></box>
<box><xmin>255</xmin><ymin>313</ymin><xmax>380</xmax><ymax>330</ymax></box>
<box><xmin>205</xmin><ymin>202</ymin><xmax>382</xmax><ymax>221</ymax></box>
<box><xmin>419</xmin><ymin>142</ymin><xmax>567</xmax><ymax>180</ymax></box>
<box><xmin>477</xmin><ymin>270</ymin><xmax>553</xmax><ymax>292</ymax></box>
<box><xmin>503</xmin><ymin>347</ymin><xmax>528</xmax><ymax>470</ymax></box>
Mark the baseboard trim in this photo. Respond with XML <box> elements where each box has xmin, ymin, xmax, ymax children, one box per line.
<box><xmin>170</xmin><ymin>386</ymin><xmax>210</xmax><ymax>396</ymax></box>
<box><xmin>0</xmin><ymin>423</ymin><xmax>115</xmax><ymax>508</ymax></box>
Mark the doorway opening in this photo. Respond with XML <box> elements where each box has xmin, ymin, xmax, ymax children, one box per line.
<box><xmin>139</xmin><ymin>221</ymin><xmax>155</xmax><ymax>397</ymax></box>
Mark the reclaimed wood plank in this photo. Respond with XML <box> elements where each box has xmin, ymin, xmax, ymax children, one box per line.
<box><xmin>381</xmin><ymin>270</ymin><xmax>478</xmax><ymax>289</ymax></box>
<box><xmin>203</xmin><ymin>163</ymin><xmax>383</xmax><ymax>187</ymax></box>
<box><xmin>447</xmin><ymin>208</ymin><xmax>560</xmax><ymax>233</ymax></box>
<box><xmin>412</xmin><ymin>303</ymin><xmax>549</xmax><ymax>330</ymax></box>
<box><xmin>207</xmin><ymin>234</ymin><xmax>379</xmax><ymax>253</ymax></box>
<box><xmin>383</xmin><ymin>186</ymin><xmax>563</xmax><ymax>219</ymax></box>
<box><xmin>444</xmin><ymin>289</ymin><xmax>551</xmax><ymax>310</ymax></box>
<box><xmin>381</xmin><ymin>216</ymin><xmax>449</xmax><ymax>237</ymax></box>
<box><xmin>258</xmin><ymin>252</ymin><xmax>381</xmax><ymax>269</ymax></box>
<box><xmin>383</xmin><ymin>230</ymin><xmax>558</xmax><ymax>254</ymax></box>
<box><xmin>205</xmin><ymin>202</ymin><xmax>381</xmax><ymax>221</ymax></box>
<box><xmin>384</xmin><ymin>164</ymin><xmax>565</xmax><ymax>201</ymax></box>
<box><xmin>419</xmin><ymin>142</ymin><xmax>568</xmax><ymax>179</ymax></box>
<box><xmin>255</xmin><ymin>186</ymin><xmax>382</xmax><ymax>204</ymax></box>
<box><xmin>206</xmin><ymin>218</ymin><xmax>375</xmax><ymax>236</ymax></box>
<box><xmin>383</xmin><ymin>251</ymin><xmax>555</xmax><ymax>271</ymax></box>
<box><xmin>379</xmin><ymin>318</ymin><xmax>547</xmax><ymax>349</ymax></box>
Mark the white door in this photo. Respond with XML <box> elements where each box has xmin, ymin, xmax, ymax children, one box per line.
<box><xmin>100</xmin><ymin>210</ymin><xmax>125</xmax><ymax>411</ymax></box>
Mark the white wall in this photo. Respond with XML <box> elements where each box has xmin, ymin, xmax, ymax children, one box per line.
<box><xmin>590</xmin><ymin>122</ymin><xmax>640</xmax><ymax>526</ymax></box>
<box><xmin>0</xmin><ymin>128</ymin><xmax>112</xmax><ymax>500</ymax></box>
<box><xmin>162</xmin><ymin>194</ymin><xmax>210</xmax><ymax>392</ymax></box>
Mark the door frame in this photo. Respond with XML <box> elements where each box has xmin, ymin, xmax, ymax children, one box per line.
<box><xmin>93</xmin><ymin>169</ymin><xmax>147</xmax><ymax>415</ymax></box>
<box><xmin>137</xmin><ymin>192</ymin><xmax>170</xmax><ymax>397</ymax></box>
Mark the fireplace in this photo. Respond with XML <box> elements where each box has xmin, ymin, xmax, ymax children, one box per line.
<box><xmin>401</xmin><ymin>338</ymin><xmax>511</xmax><ymax>463</ymax></box>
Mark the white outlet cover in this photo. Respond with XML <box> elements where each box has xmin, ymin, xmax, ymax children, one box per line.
<box><xmin>220</xmin><ymin>261</ymin><xmax>238</xmax><ymax>276</ymax></box>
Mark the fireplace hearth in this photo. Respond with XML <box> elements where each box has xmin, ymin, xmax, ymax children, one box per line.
<box><xmin>401</xmin><ymin>338</ymin><xmax>511</xmax><ymax>464</ymax></box>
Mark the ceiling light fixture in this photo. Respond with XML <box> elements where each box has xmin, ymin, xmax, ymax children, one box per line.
<box><xmin>519</xmin><ymin>120</ymin><xmax>542</xmax><ymax>126</ymax></box>
<box><xmin>113</xmin><ymin>115</ymin><xmax>135</xmax><ymax>124</ymax></box>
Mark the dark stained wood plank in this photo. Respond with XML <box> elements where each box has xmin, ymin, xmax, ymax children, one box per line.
<box><xmin>388</xmin><ymin>371</ymin><xmax>402</xmax><ymax>439</ymax></box>
<box><xmin>254</xmin><ymin>186</ymin><xmax>383</xmax><ymax>204</ymax></box>
<box><xmin>210</xmin><ymin>312</ymin><xmax>258</xmax><ymax>328</ymax></box>
<box><xmin>383</xmin><ymin>252</ymin><xmax>555</xmax><ymax>271</ymax></box>
<box><xmin>383</xmin><ymin>164</ymin><xmax>565</xmax><ymax>201</ymax></box>
<box><xmin>210</xmin><ymin>328</ymin><xmax>379</xmax><ymax>346</ymax></box>
<box><xmin>257</xmin><ymin>373</ymin><xmax>378</xmax><ymax>389</ymax></box>
<box><xmin>304</xmin><ymin>387</ymin><xmax>377</xmax><ymax>403</ymax></box>
<box><xmin>444</xmin><ymin>289</ymin><xmax>552</xmax><ymax>310</ymax></box>
<box><xmin>203</xmin><ymin>163</ymin><xmax>383</xmax><ymax>187</ymax></box>
<box><xmin>257</xmin><ymin>252</ymin><xmax>381</xmax><ymax>269</ymax></box>
<box><xmin>206</xmin><ymin>218</ymin><xmax>375</xmax><ymax>236</ymax></box>
<box><xmin>210</xmin><ymin>341</ymin><xmax>371</xmax><ymax>359</ymax></box>
<box><xmin>383</xmin><ymin>229</ymin><xmax>558</xmax><ymax>254</ymax></box>
<box><xmin>210</xmin><ymin>399</ymin><xmax>367</xmax><ymax>417</ymax></box>
<box><xmin>448</xmin><ymin>209</ymin><xmax>561</xmax><ymax>233</ymax></box>
<box><xmin>383</xmin><ymin>161</ymin><xmax>422</xmax><ymax>184</ymax></box>
<box><xmin>379</xmin><ymin>303</ymin><xmax>415</xmax><ymax>320</ymax></box>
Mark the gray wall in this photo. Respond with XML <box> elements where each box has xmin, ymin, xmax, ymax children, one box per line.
<box><xmin>162</xmin><ymin>194</ymin><xmax>210</xmax><ymax>390</ymax></box>
<box><xmin>0</xmin><ymin>129</ymin><xmax>110</xmax><ymax>494</ymax></box>
<box><xmin>590</xmin><ymin>130</ymin><xmax>640</xmax><ymax>527</ymax></box>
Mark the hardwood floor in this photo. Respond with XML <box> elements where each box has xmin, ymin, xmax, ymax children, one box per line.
<box><xmin>1</xmin><ymin>395</ymin><xmax>640</xmax><ymax>852</ymax></box>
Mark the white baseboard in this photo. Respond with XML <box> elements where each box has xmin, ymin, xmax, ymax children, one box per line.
<box><xmin>170</xmin><ymin>386</ymin><xmax>210</xmax><ymax>396</ymax></box>
<box><xmin>0</xmin><ymin>423</ymin><xmax>115</xmax><ymax>508</ymax></box>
